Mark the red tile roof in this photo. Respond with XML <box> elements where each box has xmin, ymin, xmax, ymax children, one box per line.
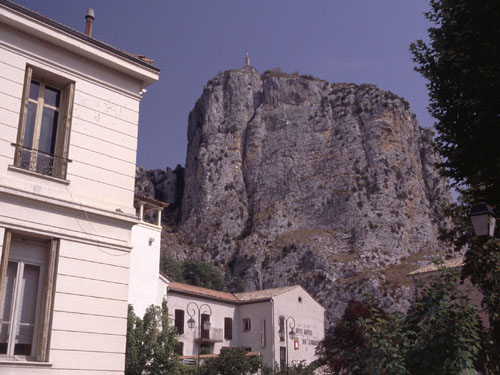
<box><xmin>168</xmin><ymin>281</ymin><xmax>239</xmax><ymax>302</ymax></box>
<box><xmin>167</xmin><ymin>281</ymin><xmax>302</xmax><ymax>304</ymax></box>
<box><xmin>408</xmin><ymin>257</ymin><xmax>464</xmax><ymax>276</ymax></box>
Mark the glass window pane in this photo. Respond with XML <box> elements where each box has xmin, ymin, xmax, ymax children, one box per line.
<box><xmin>44</xmin><ymin>86</ymin><xmax>60</xmax><ymax>108</ymax></box>
<box><xmin>38</xmin><ymin>107</ymin><xmax>59</xmax><ymax>154</ymax></box>
<box><xmin>22</xmin><ymin>102</ymin><xmax>38</xmax><ymax>149</ymax></box>
<box><xmin>28</xmin><ymin>81</ymin><xmax>40</xmax><ymax>100</ymax></box>
<box><xmin>14</xmin><ymin>264</ymin><xmax>40</xmax><ymax>356</ymax></box>
<box><xmin>0</xmin><ymin>262</ymin><xmax>18</xmax><ymax>355</ymax></box>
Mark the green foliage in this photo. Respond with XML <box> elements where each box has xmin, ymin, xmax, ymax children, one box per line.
<box><xmin>161</xmin><ymin>258</ymin><xmax>224</xmax><ymax>291</ymax></box>
<box><xmin>411</xmin><ymin>1</ymin><xmax>500</xmax><ymax>371</ymax></box>
<box><xmin>317</xmin><ymin>271</ymin><xmax>483</xmax><ymax>375</ymax></box>
<box><xmin>461</xmin><ymin>238</ymin><xmax>500</xmax><ymax>373</ymax></box>
<box><xmin>182</xmin><ymin>260</ymin><xmax>223</xmax><ymax>290</ymax></box>
<box><xmin>125</xmin><ymin>301</ymin><xmax>179</xmax><ymax>375</ymax></box>
<box><xmin>126</xmin><ymin>305</ymin><xmax>147</xmax><ymax>375</ymax></box>
<box><xmin>410</xmin><ymin>0</ymin><xmax>500</xmax><ymax>206</ymax></box>
<box><xmin>405</xmin><ymin>269</ymin><xmax>482</xmax><ymax>375</ymax></box>
<box><xmin>316</xmin><ymin>298</ymin><xmax>407</xmax><ymax>375</ymax></box>
<box><xmin>201</xmin><ymin>347</ymin><xmax>263</xmax><ymax>375</ymax></box>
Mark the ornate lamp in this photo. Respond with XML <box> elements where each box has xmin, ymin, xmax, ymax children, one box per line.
<box><xmin>468</xmin><ymin>203</ymin><xmax>496</xmax><ymax>237</ymax></box>
<box><xmin>289</xmin><ymin>328</ymin><xmax>296</xmax><ymax>340</ymax></box>
<box><xmin>187</xmin><ymin>317</ymin><xmax>195</xmax><ymax>329</ymax></box>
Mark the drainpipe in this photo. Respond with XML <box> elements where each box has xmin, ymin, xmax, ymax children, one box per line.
<box><xmin>271</xmin><ymin>298</ymin><xmax>275</xmax><ymax>368</ymax></box>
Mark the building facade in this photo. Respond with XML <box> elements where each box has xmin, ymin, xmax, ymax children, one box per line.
<box><xmin>0</xmin><ymin>1</ymin><xmax>159</xmax><ymax>373</ymax></box>
<box><xmin>165</xmin><ymin>282</ymin><xmax>325</xmax><ymax>368</ymax></box>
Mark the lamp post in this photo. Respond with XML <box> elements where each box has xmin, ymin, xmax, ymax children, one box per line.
<box><xmin>186</xmin><ymin>302</ymin><xmax>212</xmax><ymax>375</ymax></box>
<box><xmin>468</xmin><ymin>203</ymin><xmax>496</xmax><ymax>238</ymax></box>
<box><xmin>278</xmin><ymin>315</ymin><xmax>296</xmax><ymax>375</ymax></box>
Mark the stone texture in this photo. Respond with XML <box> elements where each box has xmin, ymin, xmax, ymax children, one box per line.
<box><xmin>136</xmin><ymin>67</ymin><xmax>452</xmax><ymax>325</ymax></box>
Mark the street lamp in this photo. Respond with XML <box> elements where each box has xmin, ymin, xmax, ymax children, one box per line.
<box><xmin>186</xmin><ymin>302</ymin><xmax>212</xmax><ymax>375</ymax></box>
<box><xmin>278</xmin><ymin>315</ymin><xmax>296</xmax><ymax>375</ymax></box>
<box><xmin>468</xmin><ymin>203</ymin><xmax>496</xmax><ymax>237</ymax></box>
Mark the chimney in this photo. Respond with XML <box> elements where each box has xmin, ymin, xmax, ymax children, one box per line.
<box><xmin>84</xmin><ymin>8</ymin><xmax>95</xmax><ymax>37</ymax></box>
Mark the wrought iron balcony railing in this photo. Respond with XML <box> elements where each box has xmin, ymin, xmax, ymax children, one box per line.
<box><xmin>192</xmin><ymin>326</ymin><xmax>224</xmax><ymax>343</ymax></box>
<box><xmin>12</xmin><ymin>144</ymin><xmax>70</xmax><ymax>179</ymax></box>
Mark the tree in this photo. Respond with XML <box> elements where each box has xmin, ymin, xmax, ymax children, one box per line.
<box><xmin>126</xmin><ymin>305</ymin><xmax>147</xmax><ymax>375</ymax></box>
<box><xmin>315</xmin><ymin>299</ymin><xmax>407</xmax><ymax>375</ymax></box>
<box><xmin>411</xmin><ymin>1</ymin><xmax>500</xmax><ymax>371</ymax></box>
<box><xmin>125</xmin><ymin>301</ymin><xmax>180</xmax><ymax>375</ymax></box>
<box><xmin>316</xmin><ymin>270</ymin><xmax>482</xmax><ymax>375</ymax></box>
<box><xmin>405</xmin><ymin>269</ymin><xmax>482</xmax><ymax>375</ymax></box>
<box><xmin>410</xmin><ymin>0</ymin><xmax>500</xmax><ymax>206</ymax></box>
<box><xmin>201</xmin><ymin>347</ymin><xmax>263</xmax><ymax>375</ymax></box>
<box><xmin>161</xmin><ymin>258</ymin><xmax>224</xmax><ymax>291</ymax></box>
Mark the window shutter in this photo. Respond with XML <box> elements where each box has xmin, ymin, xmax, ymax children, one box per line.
<box><xmin>54</xmin><ymin>82</ymin><xmax>74</xmax><ymax>178</ymax></box>
<box><xmin>0</xmin><ymin>230</ymin><xmax>12</xmax><ymax>306</ymax></box>
<box><xmin>35</xmin><ymin>239</ymin><xmax>57</xmax><ymax>361</ymax></box>
<box><xmin>14</xmin><ymin>67</ymin><xmax>33</xmax><ymax>164</ymax></box>
<box><xmin>224</xmin><ymin>317</ymin><xmax>232</xmax><ymax>340</ymax></box>
<box><xmin>16</xmin><ymin>264</ymin><xmax>40</xmax><ymax>348</ymax></box>
<box><xmin>175</xmin><ymin>309</ymin><xmax>184</xmax><ymax>335</ymax></box>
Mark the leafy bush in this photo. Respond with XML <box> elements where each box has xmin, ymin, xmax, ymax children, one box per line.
<box><xmin>201</xmin><ymin>347</ymin><xmax>263</xmax><ymax>375</ymax></box>
<box><xmin>126</xmin><ymin>301</ymin><xmax>179</xmax><ymax>375</ymax></box>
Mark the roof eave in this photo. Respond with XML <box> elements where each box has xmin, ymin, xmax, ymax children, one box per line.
<box><xmin>0</xmin><ymin>0</ymin><xmax>160</xmax><ymax>88</ymax></box>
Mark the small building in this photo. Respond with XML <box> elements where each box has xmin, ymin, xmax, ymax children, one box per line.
<box><xmin>166</xmin><ymin>281</ymin><xmax>325</xmax><ymax>368</ymax></box>
<box><xmin>0</xmin><ymin>1</ymin><xmax>159</xmax><ymax>373</ymax></box>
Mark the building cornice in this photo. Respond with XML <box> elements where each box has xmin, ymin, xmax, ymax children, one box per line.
<box><xmin>0</xmin><ymin>0</ymin><xmax>160</xmax><ymax>88</ymax></box>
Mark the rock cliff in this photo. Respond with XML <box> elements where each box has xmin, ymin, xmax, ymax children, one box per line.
<box><xmin>137</xmin><ymin>66</ymin><xmax>452</xmax><ymax>324</ymax></box>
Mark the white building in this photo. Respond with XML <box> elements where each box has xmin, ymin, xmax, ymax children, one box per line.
<box><xmin>0</xmin><ymin>1</ymin><xmax>159</xmax><ymax>373</ymax></box>
<box><xmin>165</xmin><ymin>281</ymin><xmax>325</xmax><ymax>368</ymax></box>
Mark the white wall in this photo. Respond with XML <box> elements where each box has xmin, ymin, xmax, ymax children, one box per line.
<box><xmin>272</xmin><ymin>288</ymin><xmax>325</xmax><ymax>366</ymax></box>
<box><xmin>0</xmin><ymin>4</ymin><xmax>158</xmax><ymax>374</ymax></box>
<box><xmin>0</xmin><ymin>23</ymin><xmax>143</xmax><ymax>216</ymax></box>
<box><xmin>166</xmin><ymin>292</ymin><xmax>238</xmax><ymax>356</ymax></box>
<box><xmin>128</xmin><ymin>223</ymin><xmax>162</xmax><ymax>317</ymax></box>
<box><xmin>237</xmin><ymin>301</ymin><xmax>274</xmax><ymax>366</ymax></box>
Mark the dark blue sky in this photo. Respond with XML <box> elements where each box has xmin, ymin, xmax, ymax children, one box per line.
<box><xmin>15</xmin><ymin>1</ymin><xmax>433</xmax><ymax>170</ymax></box>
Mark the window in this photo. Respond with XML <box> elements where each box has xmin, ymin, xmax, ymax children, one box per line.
<box><xmin>174</xmin><ymin>309</ymin><xmax>184</xmax><ymax>335</ymax></box>
<box><xmin>174</xmin><ymin>342</ymin><xmax>183</xmax><ymax>356</ymax></box>
<box><xmin>224</xmin><ymin>317</ymin><xmax>232</xmax><ymax>340</ymax></box>
<box><xmin>13</xmin><ymin>66</ymin><xmax>74</xmax><ymax>179</ymax></box>
<box><xmin>279</xmin><ymin>316</ymin><xmax>285</xmax><ymax>342</ymax></box>
<box><xmin>242</xmin><ymin>318</ymin><xmax>251</xmax><ymax>332</ymax></box>
<box><xmin>0</xmin><ymin>232</ymin><xmax>57</xmax><ymax>361</ymax></box>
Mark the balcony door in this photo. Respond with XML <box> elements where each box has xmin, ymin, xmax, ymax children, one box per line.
<box><xmin>201</xmin><ymin>313</ymin><xmax>210</xmax><ymax>340</ymax></box>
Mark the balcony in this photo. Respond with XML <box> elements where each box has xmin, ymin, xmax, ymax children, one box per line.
<box><xmin>12</xmin><ymin>144</ymin><xmax>70</xmax><ymax>179</ymax></box>
<box><xmin>192</xmin><ymin>326</ymin><xmax>223</xmax><ymax>343</ymax></box>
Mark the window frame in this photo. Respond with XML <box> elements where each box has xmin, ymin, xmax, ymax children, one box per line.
<box><xmin>0</xmin><ymin>231</ymin><xmax>58</xmax><ymax>362</ymax></box>
<box><xmin>13</xmin><ymin>65</ymin><xmax>75</xmax><ymax>180</ymax></box>
<box><xmin>174</xmin><ymin>309</ymin><xmax>184</xmax><ymax>335</ymax></box>
<box><xmin>242</xmin><ymin>317</ymin><xmax>251</xmax><ymax>332</ymax></box>
<box><xmin>224</xmin><ymin>317</ymin><xmax>232</xmax><ymax>340</ymax></box>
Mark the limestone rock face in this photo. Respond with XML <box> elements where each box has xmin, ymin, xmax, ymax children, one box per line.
<box><xmin>138</xmin><ymin>67</ymin><xmax>452</xmax><ymax>324</ymax></box>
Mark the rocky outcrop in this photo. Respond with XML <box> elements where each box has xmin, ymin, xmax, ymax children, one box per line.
<box><xmin>137</xmin><ymin>66</ymin><xmax>452</xmax><ymax>324</ymax></box>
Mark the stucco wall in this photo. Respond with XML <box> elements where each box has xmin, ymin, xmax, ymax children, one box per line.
<box><xmin>128</xmin><ymin>223</ymin><xmax>162</xmax><ymax>317</ymax></box>
<box><xmin>166</xmin><ymin>292</ymin><xmax>237</xmax><ymax>356</ymax></box>
<box><xmin>0</xmin><ymin>5</ymin><xmax>158</xmax><ymax>374</ymax></box>
<box><xmin>237</xmin><ymin>301</ymin><xmax>274</xmax><ymax>366</ymax></box>
<box><xmin>0</xmin><ymin>22</ymin><xmax>142</xmax><ymax>215</ymax></box>
<box><xmin>272</xmin><ymin>288</ymin><xmax>325</xmax><ymax>366</ymax></box>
